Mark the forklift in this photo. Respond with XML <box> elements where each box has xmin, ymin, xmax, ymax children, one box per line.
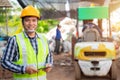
<box><xmin>72</xmin><ymin>6</ymin><xmax>117</xmax><ymax>80</ymax></box>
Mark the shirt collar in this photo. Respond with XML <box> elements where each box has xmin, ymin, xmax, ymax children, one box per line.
<box><xmin>23</xmin><ymin>31</ymin><xmax>39</xmax><ymax>39</ymax></box>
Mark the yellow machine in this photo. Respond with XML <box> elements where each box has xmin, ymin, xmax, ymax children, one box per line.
<box><xmin>72</xmin><ymin>6</ymin><xmax>117</xmax><ymax>80</ymax></box>
<box><xmin>74</xmin><ymin>42</ymin><xmax>116</xmax><ymax>60</ymax></box>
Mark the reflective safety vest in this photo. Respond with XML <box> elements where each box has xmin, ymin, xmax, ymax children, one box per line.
<box><xmin>13</xmin><ymin>32</ymin><xmax>49</xmax><ymax>80</ymax></box>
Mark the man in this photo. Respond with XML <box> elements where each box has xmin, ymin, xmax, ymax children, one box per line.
<box><xmin>54</xmin><ymin>24</ymin><xmax>62</xmax><ymax>54</ymax></box>
<box><xmin>1</xmin><ymin>5</ymin><xmax>53</xmax><ymax>80</ymax></box>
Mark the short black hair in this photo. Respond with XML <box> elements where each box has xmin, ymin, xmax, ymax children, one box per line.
<box><xmin>57</xmin><ymin>24</ymin><xmax>61</xmax><ymax>28</ymax></box>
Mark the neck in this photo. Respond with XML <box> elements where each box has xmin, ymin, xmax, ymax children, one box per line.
<box><xmin>26</xmin><ymin>32</ymin><xmax>36</xmax><ymax>38</ymax></box>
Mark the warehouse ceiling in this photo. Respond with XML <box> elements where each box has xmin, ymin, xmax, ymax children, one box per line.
<box><xmin>16</xmin><ymin>0</ymin><xmax>120</xmax><ymax>19</ymax></box>
<box><xmin>17</xmin><ymin>0</ymin><xmax>120</xmax><ymax>12</ymax></box>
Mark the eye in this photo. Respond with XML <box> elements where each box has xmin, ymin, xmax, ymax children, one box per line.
<box><xmin>24</xmin><ymin>18</ymin><xmax>30</xmax><ymax>22</ymax></box>
<box><xmin>32</xmin><ymin>19</ymin><xmax>37</xmax><ymax>22</ymax></box>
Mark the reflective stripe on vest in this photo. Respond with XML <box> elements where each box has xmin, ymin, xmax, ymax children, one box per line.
<box><xmin>37</xmin><ymin>34</ymin><xmax>47</xmax><ymax>56</ymax></box>
<box><xmin>17</xmin><ymin>33</ymin><xmax>27</xmax><ymax>65</ymax></box>
<box><xmin>14</xmin><ymin>32</ymin><xmax>49</xmax><ymax>80</ymax></box>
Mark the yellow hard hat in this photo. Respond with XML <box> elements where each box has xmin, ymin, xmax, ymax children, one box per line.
<box><xmin>90</xmin><ymin>3</ymin><xmax>95</xmax><ymax>7</ymax></box>
<box><xmin>20</xmin><ymin>5</ymin><xmax>40</xmax><ymax>18</ymax></box>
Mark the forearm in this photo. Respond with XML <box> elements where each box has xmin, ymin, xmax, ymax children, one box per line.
<box><xmin>1</xmin><ymin>36</ymin><xmax>25</xmax><ymax>74</ymax></box>
<box><xmin>1</xmin><ymin>59</ymin><xmax>25</xmax><ymax>74</ymax></box>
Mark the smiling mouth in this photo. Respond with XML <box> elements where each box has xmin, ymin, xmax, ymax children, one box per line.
<box><xmin>26</xmin><ymin>29</ymin><xmax>35</xmax><ymax>33</ymax></box>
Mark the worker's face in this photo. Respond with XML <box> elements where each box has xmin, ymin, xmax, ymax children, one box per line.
<box><xmin>23</xmin><ymin>16</ymin><xmax>38</xmax><ymax>33</ymax></box>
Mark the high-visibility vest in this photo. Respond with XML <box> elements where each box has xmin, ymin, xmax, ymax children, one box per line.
<box><xmin>13</xmin><ymin>32</ymin><xmax>49</xmax><ymax>80</ymax></box>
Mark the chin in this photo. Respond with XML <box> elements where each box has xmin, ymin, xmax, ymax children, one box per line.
<box><xmin>26</xmin><ymin>30</ymin><xmax>35</xmax><ymax>33</ymax></box>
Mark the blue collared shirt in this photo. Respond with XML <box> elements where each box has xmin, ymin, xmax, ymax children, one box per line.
<box><xmin>1</xmin><ymin>32</ymin><xmax>53</xmax><ymax>74</ymax></box>
<box><xmin>55</xmin><ymin>28</ymin><xmax>61</xmax><ymax>40</ymax></box>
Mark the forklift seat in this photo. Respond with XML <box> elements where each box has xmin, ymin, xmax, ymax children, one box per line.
<box><xmin>83</xmin><ymin>28</ymin><xmax>101</xmax><ymax>41</ymax></box>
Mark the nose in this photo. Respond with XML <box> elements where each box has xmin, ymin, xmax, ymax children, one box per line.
<box><xmin>28</xmin><ymin>20</ymin><xmax>34</xmax><ymax>25</ymax></box>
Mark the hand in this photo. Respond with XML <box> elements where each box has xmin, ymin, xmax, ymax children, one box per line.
<box><xmin>44</xmin><ymin>64</ymin><xmax>52</xmax><ymax>72</ymax></box>
<box><xmin>25</xmin><ymin>66</ymin><xmax>38</xmax><ymax>74</ymax></box>
<box><xmin>60</xmin><ymin>38</ymin><xmax>63</xmax><ymax>42</ymax></box>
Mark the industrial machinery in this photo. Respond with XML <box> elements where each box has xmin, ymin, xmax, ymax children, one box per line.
<box><xmin>72</xmin><ymin>6</ymin><xmax>117</xmax><ymax>80</ymax></box>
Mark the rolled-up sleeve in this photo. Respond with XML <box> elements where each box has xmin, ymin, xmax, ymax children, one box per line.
<box><xmin>1</xmin><ymin>36</ymin><xmax>25</xmax><ymax>74</ymax></box>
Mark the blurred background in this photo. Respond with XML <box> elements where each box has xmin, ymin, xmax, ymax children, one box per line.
<box><xmin>1</xmin><ymin>0</ymin><xmax>120</xmax><ymax>79</ymax></box>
